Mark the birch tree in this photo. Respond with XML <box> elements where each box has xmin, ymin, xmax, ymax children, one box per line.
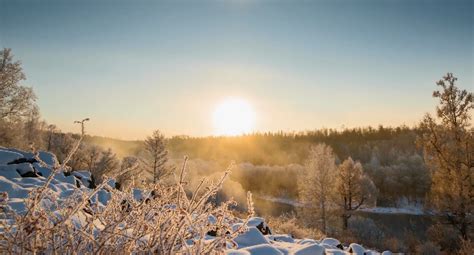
<box><xmin>334</xmin><ymin>157</ymin><xmax>377</xmax><ymax>230</ymax></box>
<box><xmin>298</xmin><ymin>144</ymin><xmax>336</xmax><ymax>233</ymax></box>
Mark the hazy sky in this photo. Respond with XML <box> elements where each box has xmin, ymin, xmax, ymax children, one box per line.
<box><xmin>1</xmin><ymin>0</ymin><xmax>472</xmax><ymax>139</ymax></box>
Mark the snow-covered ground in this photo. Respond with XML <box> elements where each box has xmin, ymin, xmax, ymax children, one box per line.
<box><xmin>0</xmin><ymin>148</ymin><xmax>392</xmax><ymax>254</ymax></box>
<box><xmin>358</xmin><ymin>206</ymin><xmax>425</xmax><ymax>215</ymax></box>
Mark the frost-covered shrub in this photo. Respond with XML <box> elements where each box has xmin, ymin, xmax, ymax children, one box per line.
<box><xmin>266</xmin><ymin>214</ymin><xmax>324</xmax><ymax>240</ymax></box>
<box><xmin>0</xmin><ymin>157</ymin><xmax>254</xmax><ymax>254</ymax></box>
<box><xmin>0</xmin><ymin>123</ymin><xmax>254</xmax><ymax>254</ymax></box>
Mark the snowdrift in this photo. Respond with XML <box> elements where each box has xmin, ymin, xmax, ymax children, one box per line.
<box><xmin>0</xmin><ymin>148</ymin><xmax>390</xmax><ymax>254</ymax></box>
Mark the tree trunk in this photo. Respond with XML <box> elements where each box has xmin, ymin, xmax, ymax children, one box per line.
<box><xmin>321</xmin><ymin>201</ymin><xmax>326</xmax><ymax>234</ymax></box>
<box><xmin>342</xmin><ymin>214</ymin><xmax>349</xmax><ymax>230</ymax></box>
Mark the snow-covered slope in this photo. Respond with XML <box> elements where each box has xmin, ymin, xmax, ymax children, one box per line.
<box><xmin>0</xmin><ymin>148</ymin><xmax>391</xmax><ymax>255</ymax></box>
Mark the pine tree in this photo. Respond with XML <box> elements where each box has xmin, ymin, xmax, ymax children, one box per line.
<box><xmin>143</xmin><ymin>130</ymin><xmax>171</xmax><ymax>183</ymax></box>
<box><xmin>418</xmin><ymin>73</ymin><xmax>473</xmax><ymax>240</ymax></box>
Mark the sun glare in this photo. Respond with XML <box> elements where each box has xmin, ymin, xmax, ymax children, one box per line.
<box><xmin>213</xmin><ymin>98</ymin><xmax>256</xmax><ymax>136</ymax></box>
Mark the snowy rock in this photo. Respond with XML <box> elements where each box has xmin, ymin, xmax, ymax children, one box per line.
<box><xmin>0</xmin><ymin>165</ymin><xmax>22</xmax><ymax>179</ymax></box>
<box><xmin>233</xmin><ymin>227</ymin><xmax>270</xmax><ymax>248</ymax></box>
<box><xmin>225</xmin><ymin>250</ymin><xmax>251</xmax><ymax>255</ymax></box>
<box><xmin>297</xmin><ymin>239</ymin><xmax>318</xmax><ymax>245</ymax></box>
<box><xmin>72</xmin><ymin>171</ymin><xmax>94</xmax><ymax>188</ymax></box>
<box><xmin>0</xmin><ymin>176</ymin><xmax>30</xmax><ymax>199</ymax></box>
<box><xmin>321</xmin><ymin>238</ymin><xmax>343</xmax><ymax>249</ymax></box>
<box><xmin>132</xmin><ymin>188</ymin><xmax>144</xmax><ymax>201</ymax></box>
<box><xmin>14</xmin><ymin>163</ymin><xmax>40</xmax><ymax>177</ymax></box>
<box><xmin>232</xmin><ymin>223</ymin><xmax>245</xmax><ymax>232</ymax></box>
<box><xmin>53</xmin><ymin>173</ymin><xmax>77</xmax><ymax>186</ymax></box>
<box><xmin>325</xmin><ymin>249</ymin><xmax>349</xmax><ymax>255</ymax></box>
<box><xmin>107</xmin><ymin>179</ymin><xmax>117</xmax><ymax>189</ymax></box>
<box><xmin>0</xmin><ymin>149</ymin><xmax>24</xmax><ymax>164</ymax></box>
<box><xmin>348</xmin><ymin>243</ymin><xmax>365</xmax><ymax>255</ymax></box>
<box><xmin>269</xmin><ymin>234</ymin><xmax>294</xmax><ymax>243</ymax></box>
<box><xmin>6</xmin><ymin>149</ymin><xmax>58</xmax><ymax>167</ymax></box>
<box><xmin>36</xmin><ymin>165</ymin><xmax>53</xmax><ymax>178</ymax></box>
<box><xmin>35</xmin><ymin>151</ymin><xmax>58</xmax><ymax>167</ymax></box>
<box><xmin>7</xmin><ymin>157</ymin><xmax>39</xmax><ymax>165</ymax></box>
<box><xmin>242</xmin><ymin>244</ymin><xmax>283</xmax><ymax>255</ymax></box>
<box><xmin>247</xmin><ymin>217</ymin><xmax>272</xmax><ymax>235</ymax></box>
<box><xmin>275</xmin><ymin>246</ymin><xmax>290</xmax><ymax>255</ymax></box>
<box><xmin>292</xmin><ymin>243</ymin><xmax>325</xmax><ymax>255</ymax></box>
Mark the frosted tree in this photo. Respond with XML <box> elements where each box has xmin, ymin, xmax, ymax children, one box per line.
<box><xmin>84</xmin><ymin>145</ymin><xmax>102</xmax><ymax>172</ymax></box>
<box><xmin>93</xmin><ymin>148</ymin><xmax>119</xmax><ymax>184</ymax></box>
<box><xmin>143</xmin><ymin>130</ymin><xmax>171</xmax><ymax>183</ymax></box>
<box><xmin>0</xmin><ymin>48</ymin><xmax>36</xmax><ymax>121</ymax></box>
<box><xmin>298</xmin><ymin>144</ymin><xmax>336</xmax><ymax>233</ymax></box>
<box><xmin>45</xmin><ymin>124</ymin><xmax>58</xmax><ymax>151</ymax></box>
<box><xmin>333</xmin><ymin>157</ymin><xmax>377</xmax><ymax>230</ymax></box>
<box><xmin>418</xmin><ymin>73</ymin><xmax>473</xmax><ymax>240</ymax></box>
<box><xmin>115</xmin><ymin>156</ymin><xmax>141</xmax><ymax>190</ymax></box>
<box><xmin>23</xmin><ymin>108</ymin><xmax>46</xmax><ymax>149</ymax></box>
<box><xmin>0</xmin><ymin>48</ymin><xmax>38</xmax><ymax>147</ymax></box>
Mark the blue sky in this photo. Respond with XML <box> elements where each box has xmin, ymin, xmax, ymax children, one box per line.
<box><xmin>1</xmin><ymin>0</ymin><xmax>472</xmax><ymax>139</ymax></box>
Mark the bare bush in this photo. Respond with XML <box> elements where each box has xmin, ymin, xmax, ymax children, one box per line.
<box><xmin>266</xmin><ymin>213</ymin><xmax>324</xmax><ymax>240</ymax></box>
<box><xmin>347</xmin><ymin>216</ymin><xmax>384</xmax><ymax>249</ymax></box>
<box><xmin>458</xmin><ymin>239</ymin><xmax>473</xmax><ymax>255</ymax></box>
<box><xmin>415</xmin><ymin>241</ymin><xmax>441</xmax><ymax>255</ymax></box>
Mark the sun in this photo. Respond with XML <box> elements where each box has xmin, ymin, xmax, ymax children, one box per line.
<box><xmin>213</xmin><ymin>98</ymin><xmax>256</xmax><ymax>136</ymax></box>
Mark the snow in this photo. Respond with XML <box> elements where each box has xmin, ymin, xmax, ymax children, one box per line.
<box><xmin>0</xmin><ymin>149</ymin><xmax>23</xmax><ymax>164</ymax></box>
<box><xmin>242</xmin><ymin>244</ymin><xmax>284</xmax><ymax>255</ymax></box>
<box><xmin>0</xmin><ymin>176</ymin><xmax>30</xmax><ymax>199</ymax></box>
<box><xmin>14</xmin><ymin>163</ymin><xmax>35</xmax><ymax>175</ymax></box>
<box><xmin>258</xmin><ymin>194</ymin><xmax>426</xmax><ymax>216</ymax></box>
<box><xmin>0</xmin><ymin>147</ymin><xmax>389</xmax><ymax>255</ymax></box>
<box><xmin>325</xmin><ymin>249</ymin><xmax>349</xmax><ymax>255</ymax></box>
<box><xmin>226</xmin><ymin>250</ymin><xmax>251</xmax><ymax>255</ymax></box>
<box><xmin>292</xmin><ymin>243</ymin><xmax>325</xmax><ymax>255</ymax></box>
<box><xmin>321</xmin><ymin>238</ymin><xmax>341</xmax><ymax>248</ymax></box>
<box><xmin>247</xmin><ymin>217</ymin><xmax>266</xmax><ymax>227</ymax></box>
<box><xmin>233</xmin><ymin>227</ymin><xmax>269</xmax><ymax>248</ymax></box>
<box><xmin>268</xmin><ymin>234</ymin><xmax>294</xmax><ymax>243</ymax></box>
<box><xmin>0</xmin><ymin>165</ymin><xmax>23</xmax><ymax>179</ymax></box>
<box><xmin>359</xmin><ymin>206</ymin><xmax>425</xmax><ymax>215</ymax></box>
<box><xmin>348</xmin><ymin>243</ymin><xmax>366</xmax><ymax>255</ymax></box>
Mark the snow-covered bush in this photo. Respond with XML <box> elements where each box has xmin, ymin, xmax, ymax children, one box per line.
<box><xmin>0</xmin><ymin>122</ymin><xmax>255</xmax><ymax>254</ymax></box>
<box><xmin>0</xmin><ymin>155</ymin><xmax>254</xmax><ymax>254</ymax></box>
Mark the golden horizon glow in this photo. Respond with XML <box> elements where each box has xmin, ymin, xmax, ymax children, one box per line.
<box><xmin>212</xmin><ymin>98</ymin><xmax>256</xmax><ymax>136</ymax></box>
